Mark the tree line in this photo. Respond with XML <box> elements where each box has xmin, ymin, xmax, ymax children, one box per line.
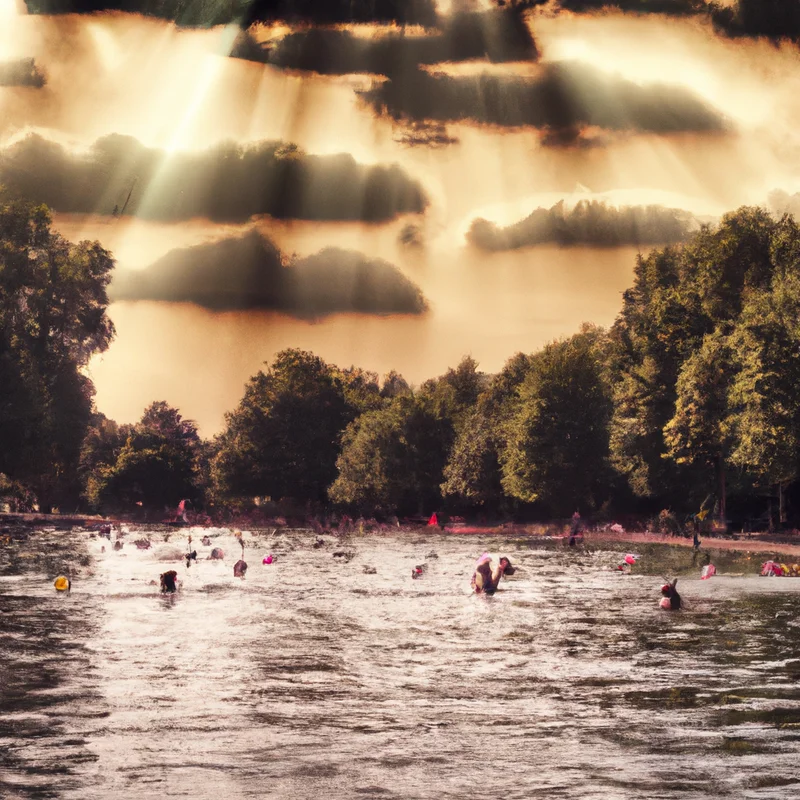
<box><xmin>2</xmin><ymin>197</ymin><xmax>800</xmax><ymax>527</ymax></box>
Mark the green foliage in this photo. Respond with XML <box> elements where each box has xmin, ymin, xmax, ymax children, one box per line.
<box><xmin>664</xmin><ymin>330</ymin><xmax>734</xmax><ymax>467</ymax></box>
<box><xmin>86</xmin><ymin>402</ymin><xmax>202</xmax><ymax>511</ymax></box>
<box><xmin>724</xmin><ymin>274</ymin><xmax>800</xmax><ymax>486</ymax></box>
<box><xmin>501</xmin><ymin>331</ymin><xmax>613</xmax><ymax>515</ymax></box>
<box><xmin>610</xmin><ymin>207</ymin><xmax>783</xmax><ymax>503</ymax></box>
<box><xmin>0</xmin><ymin>196</ymin><xmax>114</xmax><ymax>509</ymax></box>
<box><xmin>332</xmin><ymin>366</ymin><xmax>383</xmax><ymax>414</ymax></box>
<box><xmin>380</xmin><ymin>369</ymin><xmax>411</xmax><ymax>399</ymax></box>
<box><xmin>440</xmin><ymin>409</ymin><xmax>503</xmax><ymax>508</ymax></box>
<box><xmin>329</xmin><ymin>393</ymin><xmax>452</xmax><ymax>515</ymax></box>
<box><xmin>440</xmin><ymin>351</ymin><xmax>536</xmax><ymax>510</ymax></box>
<box><xmin>212</xmin><ymin>349</ymin><xmax>352</xmax><ymax>503</ymax></box>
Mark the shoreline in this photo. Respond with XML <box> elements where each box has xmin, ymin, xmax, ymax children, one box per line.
<box><xmin>3</xmin><ymin>512</ymin><xmax>800</xmax><ymax>557</ymax></box>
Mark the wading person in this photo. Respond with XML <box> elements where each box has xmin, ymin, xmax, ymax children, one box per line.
<box><xmin>160</xmin><ymin>570</ymin><xmax>178</xmax><ymax>593</ymax></box>
<box><xmin>471</xmin><ymin>553</ymin><xmax>515</xmax><ymax>595</ymax></box>
<box><xmin>660</xmin><ymin>578</ymin><xmax>681</xmax><ymax>611</ymax></box>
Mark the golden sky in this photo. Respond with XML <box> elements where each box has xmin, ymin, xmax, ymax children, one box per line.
<box><xmin>2</xmin><ymin>1</ymin><xmax>800</xmax><ymax>433</ymax></box>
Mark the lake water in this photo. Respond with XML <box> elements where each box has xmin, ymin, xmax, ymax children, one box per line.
<box><xmin>2</xmin><ymin>527</ymin><xmax>800</xmax><ymax>799</ymax></box>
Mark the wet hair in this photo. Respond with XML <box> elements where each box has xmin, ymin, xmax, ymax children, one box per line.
<box><xmin>500</xmin><ymin>557</ymin><xmax>516</xmax><ymax>576</ymax></box>
<box><xmin>160</xmin><ymin>570</ymin><xmax>178</xmax><ymax>593</ymax></box>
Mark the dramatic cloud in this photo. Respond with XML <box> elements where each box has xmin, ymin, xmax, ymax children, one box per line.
<box><xmin>23</xmin><ymin>0</ymin><xmax>439</xmax><ymax>27</ymax></box>
<box><xmin>467</xmin><ymin>199</ymin><xmax>694</xmax><ymax>250</ymax></box>
<box><xmin>710</xmin><ymin>0</ymin><xmax>800</xmax><ymax>44</ymax></box>
<box><xmin>0</xmin><ymin>134</ymin><xmax>427</xmax><ymax>223</ymax></box>
<box><xmin>231</xmin><ymin>10</ymin><xmax>538</xmax><ymax>75</ymax></box>
<box><xmin>360</xmin><ymin>61</ymin><xmax>728</xmax><ymax>140</ymax></box>
<box><xmin>0</xmin><ymin>59</ymin><xmax>46</xmax><ymax>88</ymax></box>
<box><xmin>111</xmin><ymin>229</ymin><xmax>427</xmax><ymax>316</ymax></box>
<box><xmin>558</xmin><ymin>0</ymin><xmax>705</xmax><ymax>14</ymax></box>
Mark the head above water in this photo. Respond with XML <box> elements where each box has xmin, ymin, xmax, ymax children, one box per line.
<box><xmin>499</xmin><ymin>557</ymin><xmax>515</xmax><ymax>576</ymax></box>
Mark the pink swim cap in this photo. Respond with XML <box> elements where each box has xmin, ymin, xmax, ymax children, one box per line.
<box><xmin>263</xmin><ymin>555</ymin><xmax>273</xmax><ymax>565</ymax></box>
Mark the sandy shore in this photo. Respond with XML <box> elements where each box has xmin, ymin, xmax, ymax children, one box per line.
<box><xmin>585</xmin><ymin>529</ymin><xmax>800</xmax><ymax>558</ymax></box>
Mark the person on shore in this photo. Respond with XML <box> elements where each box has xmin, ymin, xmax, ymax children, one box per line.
<box><xmin>471</xmin><ymin>553</ymin><xmax>515</xmax><ymax>595</ymax></box>
<box><xmin>660</xmin><ymin>578</ymin><xmax>681</xmax><ymax>610</ymax></box>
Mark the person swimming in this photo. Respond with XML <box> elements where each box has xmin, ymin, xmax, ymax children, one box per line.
<box><xmin>160</xmin><ymin>570</ymin><xmax>178</xmax><ymax>593</ymax></box>
<box><xmin>660</xmin><ymin>578</ymin><xmax>681</xmax><ymax>610</ymax></box>
<box><xmin>471</xmin><ymin>553</ymin><xmax>515</xmax><ymax>595</ymax></box>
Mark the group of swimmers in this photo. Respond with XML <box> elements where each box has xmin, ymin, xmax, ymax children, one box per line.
<box><xmin>51</xmin><ymin>533</ymin><xmax>681</xmax><ymax>611</ymax></box>
<box><xmin>469</xmin><ymin>552</ymin><xmax>682</xmax><ymax>611</ymax></box>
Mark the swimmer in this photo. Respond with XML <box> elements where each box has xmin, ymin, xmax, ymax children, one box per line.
<box><xmin>160</xmin><ymin>570</ymin><xmax>178</xmax><ymax>593</ymax></box>
<box><xmin>472</xmin><ymin>554</ymin><xmax>515</xmax><ymax>595</ymax></box>
<box><xmin>660</xmin><ymin>578</ymin><xmax>681</xmax><ymax>611</ymax></box>
<box><xmin>233</xmin><ymin>559</ymin><xmax>247</xmax><ymax>578</ymax></box>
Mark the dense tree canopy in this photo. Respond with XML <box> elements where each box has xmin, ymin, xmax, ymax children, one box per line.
<box><xmin>212</xmin><ymin>349</ymin><xmax>353</xmax><ymax>504</ymax></box>
<box><xmin>0</xmin><ymin>197</ymin><xmax>114</xmax><ymax>510</ymax></box>
<box><xmin>501</xmin><ymin>330</ymin><xmax>613</xmax><ymax>515</ymax></box>
<box><xmin>85</xmin><ymin>402</ymin><xmax>202</xmax><ymax>511</ymax></box>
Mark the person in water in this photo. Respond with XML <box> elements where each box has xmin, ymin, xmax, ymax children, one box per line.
<box><xmin>160</xmin><ymin>570</ymin><xmax>178</xmax><ymax>594</ymax></box>
<box><xmin>660</xmin><ymin>578</ymin><xmax>681</xmax><ymax>610</ymax></box>
<box><xmin>472</xmin><ymin>555</ymin><xmax>515</xmax><ymax>594</ymax></box>
<box><xmin>568</xmin><ymin>511</ymin><xmax>582</xmax><ymax>546</ymax></box>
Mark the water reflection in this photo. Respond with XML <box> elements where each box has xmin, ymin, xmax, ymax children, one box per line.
<box><xmin>2</xmin><ymin>528</ymin><xmax>800</xmax><ymax>798</ymax></box>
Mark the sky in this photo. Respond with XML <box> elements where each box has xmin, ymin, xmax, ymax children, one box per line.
<box><xmin>2</xmin><ymin>0</ymin><xmax>800</xmax><ymax>434</ymax></box>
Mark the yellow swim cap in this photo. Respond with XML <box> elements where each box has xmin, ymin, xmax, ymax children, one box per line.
<box><xmin>54</xmin><ymin>576</ymin><xmax>70</xmax><ymax>592</ymax></box>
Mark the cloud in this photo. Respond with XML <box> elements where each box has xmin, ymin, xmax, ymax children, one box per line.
<box><xmin>23</xmin><ymin>0</ymin><xmax>439</xmax><ymax>27</ymax></box>
<box><xmin>710</xmin><ymin>0</ymin><xmax>800</xmax><ymax>44</ymax></box>
<box><xmin>467</xmin><ymin>198</ymin><xmax>695</xmax><ymax>249</ymax></box>
<box><xmin>111</xmin><ymin>229</ymin><xmax>428</xmax><ymax>316</ymax></box>
<box><xmin>558</xmin><ymin>0</ymin><xmax>705</xmax><ymax>15</ymax></box>
<box><xmin>0</xmin><ymin>133</ymin><xmax>428</xmax><ymax>223</ymax></box>
<box><xmin>0</xmin><ymin>58</ymin><xmax>46</xmax><ymax>88</ymax></box>
<box><xmin>231</xmin><ymin>9</ymin><xmax>538</xmax><ymax>75</ymax></box>
<box><xmin>359</xmin><ymin>61</ymin><xmax>728</xmax><ymax>139</ymax></box>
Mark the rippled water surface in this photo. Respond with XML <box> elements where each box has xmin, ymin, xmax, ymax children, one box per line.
<box><xmin>2</xmin><ymin>527</ymin><xmax>800</xmax><ymax>799</ymax></box>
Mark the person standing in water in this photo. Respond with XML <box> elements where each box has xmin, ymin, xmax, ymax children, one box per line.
<box><xmin>471</xmin><ymin>553</ymin><xmax>515</xmax><ymax>595</ymax></box>
<box><xmin>568</xmin><ymin>511</ymin><xmax>582</xmax><ymax>546</ymax></box>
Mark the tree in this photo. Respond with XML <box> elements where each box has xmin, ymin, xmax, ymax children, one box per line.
<box><xmin>724</xmin><ymin>275</ymin><xmax>800</xmax><ymax>523</ymax></box>
<box><xmin>501</xmin><ymin>332</ymin><xmax>613</xmax><ymax>515</ymax></box>
<box><xmin>380</xmin><ymin>369</ymin><xmax>411</xmax><ymax>399</ymax></box>
<box><xmin>609</xmin><ymin>207</ymin><xmax>779</xmax><ymax>507</ymax></box>
<box><xmin>663</xmin><ymin>330</ymin><xmax>735</xmax><ymax>519</ymax></box>
<box><xmin>0</xmin><ymin>197</ymin><xmax>115</xmax><ymax>509</ymax></box>
<box><xmin>333</xmin><ymin>365</ymin><xmax>383</xmax><ymax>413</ymax></box>
<box><xmin>329</xmin><ymin>393</ymin><xmax>452</xmax><ymax>515</ymax></box>
<box><xmin>88</xmin><ymin>402</ymin><xmax>203</xmax><ymax>511</ymax></box>
<box><xmin>212</xmin><ymin>349</ymin><xmax>352</xmax><ymax>503</ymax></box>
<box><xmin>440</xmin><ymin>410</ymin><xmax>503</xmax><ymax>509</ymax></box>
<box><xmin>440</xmin><ymin>351</ymin><xmax>535</xmax><ymax>511</ymax></box>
